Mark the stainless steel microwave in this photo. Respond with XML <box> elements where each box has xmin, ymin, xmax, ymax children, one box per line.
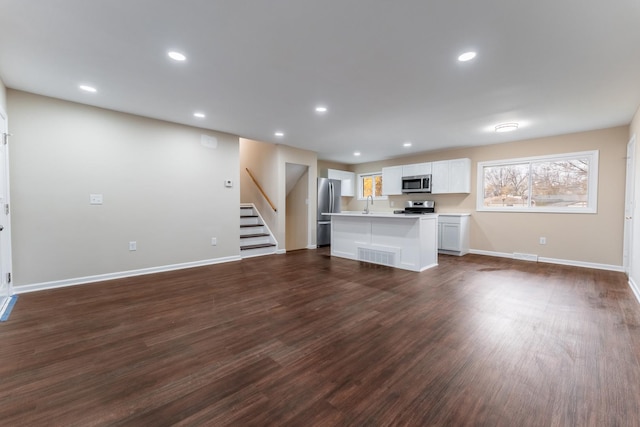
<box><xmin>402</xmin><ymin>174</ymin><xmax>432</xmax><ymax>193</ymax></box>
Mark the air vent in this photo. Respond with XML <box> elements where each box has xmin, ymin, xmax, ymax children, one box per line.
<box><xmin>358</xmin><ymin>247</ymin><xmax>396</xmax><ymax>267</ymax></box>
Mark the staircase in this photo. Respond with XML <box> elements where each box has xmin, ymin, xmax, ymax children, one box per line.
<box><xmin>240</xmin><ymin>203</ymin><xmax>277</xmax><ymax>258</ymax></box>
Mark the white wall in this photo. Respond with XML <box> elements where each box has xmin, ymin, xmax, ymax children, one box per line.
<box><xmin>8</xmin><ymin>90</ymin><xmax>240</xmax><ymax>287</ymax></box>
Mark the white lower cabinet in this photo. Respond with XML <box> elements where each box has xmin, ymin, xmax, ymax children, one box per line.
<box><xmin>437</xmin><ymin>214</ymin><xmax>470</xmax><ymax>256</ymax></box>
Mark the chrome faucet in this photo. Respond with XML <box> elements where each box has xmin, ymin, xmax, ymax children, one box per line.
<box><xmin>364</xmin><ymin>195</ymin><xmax>373</xmax><ymax>214</ymax></box>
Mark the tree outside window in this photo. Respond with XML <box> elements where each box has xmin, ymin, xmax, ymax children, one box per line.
<box><xmin>478</xmin><ymin>151</ymin><xmax>598</xmax><ymax>213</ymax></box>
<box><xmin>358</xmin><ymin>172</ymin><xmax>386</xmax><ymax>200</ymax></box>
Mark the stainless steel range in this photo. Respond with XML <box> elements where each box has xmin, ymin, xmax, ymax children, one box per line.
<box><xmin>394</xmin><ymin>200</ymin><xmax>435</xmax><ymax>214</ymax></box>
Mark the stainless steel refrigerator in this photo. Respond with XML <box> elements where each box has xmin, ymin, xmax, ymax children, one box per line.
<box><xmin>317</xmin><ymin>178</ymin><xmax>341</xmax><ymax>246</ymax></box>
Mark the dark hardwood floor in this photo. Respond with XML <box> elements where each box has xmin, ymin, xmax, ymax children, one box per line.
<box><xmin>1</xmin><ymin>249</ymin><xmax>639</xmax><ymax>426</ymax></box>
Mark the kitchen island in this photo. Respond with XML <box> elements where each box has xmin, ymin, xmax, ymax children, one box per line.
<box><xmin>328</xmin><ymin>212</ymin><xmax>438</xmax><ymax>272</ymax></box>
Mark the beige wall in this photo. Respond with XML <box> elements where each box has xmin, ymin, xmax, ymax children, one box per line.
<box><xmin>240</xmin><ymin>139</ymin><xmax>317</xmax><ymax>249</ymax></box>
<box><xmin>8</xmin><ymin>90</ymin><xmax>240</xmax><ymax>287</ymax></box>
<box><xmin>347</xmin><ymin>126</ymin><xmax>628</xmax><ymax>267</ymax></box>
<box><xmin>277</xmin><ymin>144</ymin><xmax>317</xmax><ymax>248</ymax></box>
<box><xmin>317</xmin><ymin>160</ymin><xmax>351</xmax><ymax>178</ymax></box>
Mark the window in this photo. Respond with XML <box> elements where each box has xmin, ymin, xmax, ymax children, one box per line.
<box><xmin>358</xmin><ymin>172</ymin><xmax>387</xmax><ymax>200</ymax></box>
<box><xmin>477</xmin><ymin>150</ymin><xmax>598</xmax><ymax>213</ymax></box>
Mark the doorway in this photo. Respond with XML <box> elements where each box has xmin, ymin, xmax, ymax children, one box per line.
<box><xmin>285</xmin><ymin>163</ymin><xmax>309</xmax><ymax>251</ymax></box>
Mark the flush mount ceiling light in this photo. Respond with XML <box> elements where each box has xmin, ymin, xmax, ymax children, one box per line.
<box><xmin>193</xmin><ymin>112</ymin><xmax>205</xmax><ymax>118</ymax></box>
<box><xmin>79</xmin><ymin>84</ymin><xmax>97</xmax><ymax>93</ymax></box>
<box><xmin>458</xmin><ymin>51</ymin><xmax>477</xmax><ymax>62</ymax></box>
<box><xmin>315</xmin><ymin>106</ymin><xmax>328</xmax><ymax>113</ymax></box>
<box><xmin>353</xmin><ymin>151</ymin><xmax>361</xmax><ymax>156</ymax></box>
<box><xmin>168</xmin><ymin>51</ymin><xmax>186</xmax><ymax>61</ymax></box>
<box><xmin>495</xmin><ymin>122</ymin><xmax>519</xmax><ymax>133</ymax></box>
<box><xmin>274</xmin><ymin>131</ymin><xmax>284</xmax><ymax>137</ymax></box>
<box><xmin>403</xmin><ymin>142</ymin><xmax>412</xmax><ymax>147</ymax></box>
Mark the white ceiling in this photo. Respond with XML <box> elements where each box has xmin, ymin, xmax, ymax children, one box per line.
<box><xmin>1</xmin><ymin>1</ymin><xmax>639</xmax><ymax>164</ymax></box>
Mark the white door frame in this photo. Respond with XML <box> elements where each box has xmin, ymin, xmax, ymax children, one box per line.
<box><xmin>0</xmin><ymin>106</ymin><xmax>13</xmax><ymax>313</ymax></box>
<box><xmin>623</xmin><ymin>135</ymin><xmax>635</xmax><ymax>274</ymax></box>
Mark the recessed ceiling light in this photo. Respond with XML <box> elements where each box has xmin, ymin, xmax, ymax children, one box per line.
<box><xmin>168</xmin><ymin>51</ymin><xmax>186</xmax><ymax>61</ymax></box>
<box><xmin>79</xmin><ymin>85</ymin><xmax>97</xmax><ymax>93</ymax></box>
<box><xmin>274</xmin><ymin>131</ymin><xmax>284</xmax><ymax>137</ymax></box>
<box><xmin>495</xmin><ymin>122</ymin><xmax>519</xmax><ymax>133</ymax></box>
<box><xmin>403</xmin><ymin>142</ymin><xmax>412</xmax><ymax>147</ymax></box>
<box><xmin>354</xmin><ymin>151</ymin><xmax>361</xmax><ymax>156</ymax></box>
<box><xmin>315</xmin><ymin>106</ymin><xmax>328</xmax><ymax>113</ymax></box>
<box><xmin>458</xmin><ymin>51</ymin><xmax>477</xmax><ymax>62</ymax></box>
<box><xmin>193</xmin><ymin>112</ymin><xmax>205</xmax><ymax>118</ymax></box>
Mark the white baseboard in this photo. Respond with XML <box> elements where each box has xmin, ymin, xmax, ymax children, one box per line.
<box><xmin>307</xmin><ymin>244</ymin><xmax>317</xmax><ymax>249</ymax></box>
<box><xmin>469</xmin><ymin>249</ymin><xmax>624</xmax><ymax>272</ymax></box>
<box><xmin>629</xmin><ymin>277</ymin><xmax>640</xmax><ymax>304</ymax></box>
<box><xmin>469</xmin><ymin>249</ymin><xmax>513</xmax><ymax>259</ymax></box>
<box><xmin>276</xmin><ymin>249</ymin><xmax>286</xmax><ymax>255</ymax></box>
<box><xmin>13</xmin><ymin>255</ymin><xmax>242</xmax><ymax>294</ymax></box>
<box><xmin>537</xmin><ymin>256</ymin><xmax>624</xmax><ymax>272</ymax></box>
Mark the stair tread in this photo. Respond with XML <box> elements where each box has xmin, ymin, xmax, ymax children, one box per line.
<box><xmin>240</xmin><ymin>215</ymin><xmax>259</xmax><ymax>218</ymax></box>
<box><xmin>241</xmin><ymin>243</ymin><xmax>277</xmax><ymax>250</ymax></box>
<box><xmin>240</xmin><ymin>233</ymin><xmax>271</xmax><ymax>239</ymax></box>
<box><xmin>240</xmin><ymin>224</ymin><xmax>264</xmax><ymax>228</ymax></box>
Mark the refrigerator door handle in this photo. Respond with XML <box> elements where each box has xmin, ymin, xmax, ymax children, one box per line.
<box><xmin>329</xmin><ymin>182</ymin><xmax>334</xmax><ymax>213</ymax></box>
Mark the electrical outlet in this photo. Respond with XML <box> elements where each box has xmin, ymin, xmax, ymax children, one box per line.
<box><xmin>89</xmin><ymin>194</ymin><xmax>103</xmax><ymax>205</ymax></box>
<box><xmin>539</xmin><ymin>237</ymin><xmax>547</xmax><ymax>245</ymax></box>
<box><xmin>211</xmin><ymin>237</ymin><xmax>217</xmax><ymax>246</ymax></box>
<box><xmin>129</xmin><ymin>241</ymin><xmax>137</xmax><ymax>251</ymax></box>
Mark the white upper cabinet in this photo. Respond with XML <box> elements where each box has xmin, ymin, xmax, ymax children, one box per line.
<box><xmin>431</xmin><ymin>158</ymin><xmax>471</xmax><ymax>194</ymax></box>
<box><xmin>381</xmin><ymin>165</ymin><xmax>403</xmax><ymax>195</ymax></box>
<box><xmin>327</xmin><ymin>169</ymin><xmax>356</xmax><ymax>197</ymax></box>
<box><xmin>448</xmin><ymin>158</ymin><xmax>471</xmax><ymax>193</ymax></box>
<box><xmin>402</xmin><ymin>162</ymin><xmax>431</xmax><ymax>177</ymax></box>
<box><xmin>431</xmin><ymin>161</ymin><xmax>449</xmax><ymax>194</ymax></box>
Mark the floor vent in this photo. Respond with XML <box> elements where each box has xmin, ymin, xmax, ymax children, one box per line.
<box><xmin>358</xmin><ymin>247</ymin><xmax>396</xmax><ymax>267</ymax></box>
<box><xmin>513</xmin><ymin>252</ymin><xmax>538</xmax><ymax>262</ymax></box>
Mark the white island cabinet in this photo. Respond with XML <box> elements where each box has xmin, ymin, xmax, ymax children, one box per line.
<box><xmin>329</xmin><ymin>212</ymin><xmax>438</xmax><ymax>272</ymax></box>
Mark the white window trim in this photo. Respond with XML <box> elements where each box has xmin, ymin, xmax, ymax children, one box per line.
<box><xmin>476</xmin><ymin>150</ymin><xmax>598</xmax><ymax>213</ymax></box>
<box><xmin>357</xmin><ymin>172</ymin><xmax>388</xmax><ymax>201</ymax></box>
